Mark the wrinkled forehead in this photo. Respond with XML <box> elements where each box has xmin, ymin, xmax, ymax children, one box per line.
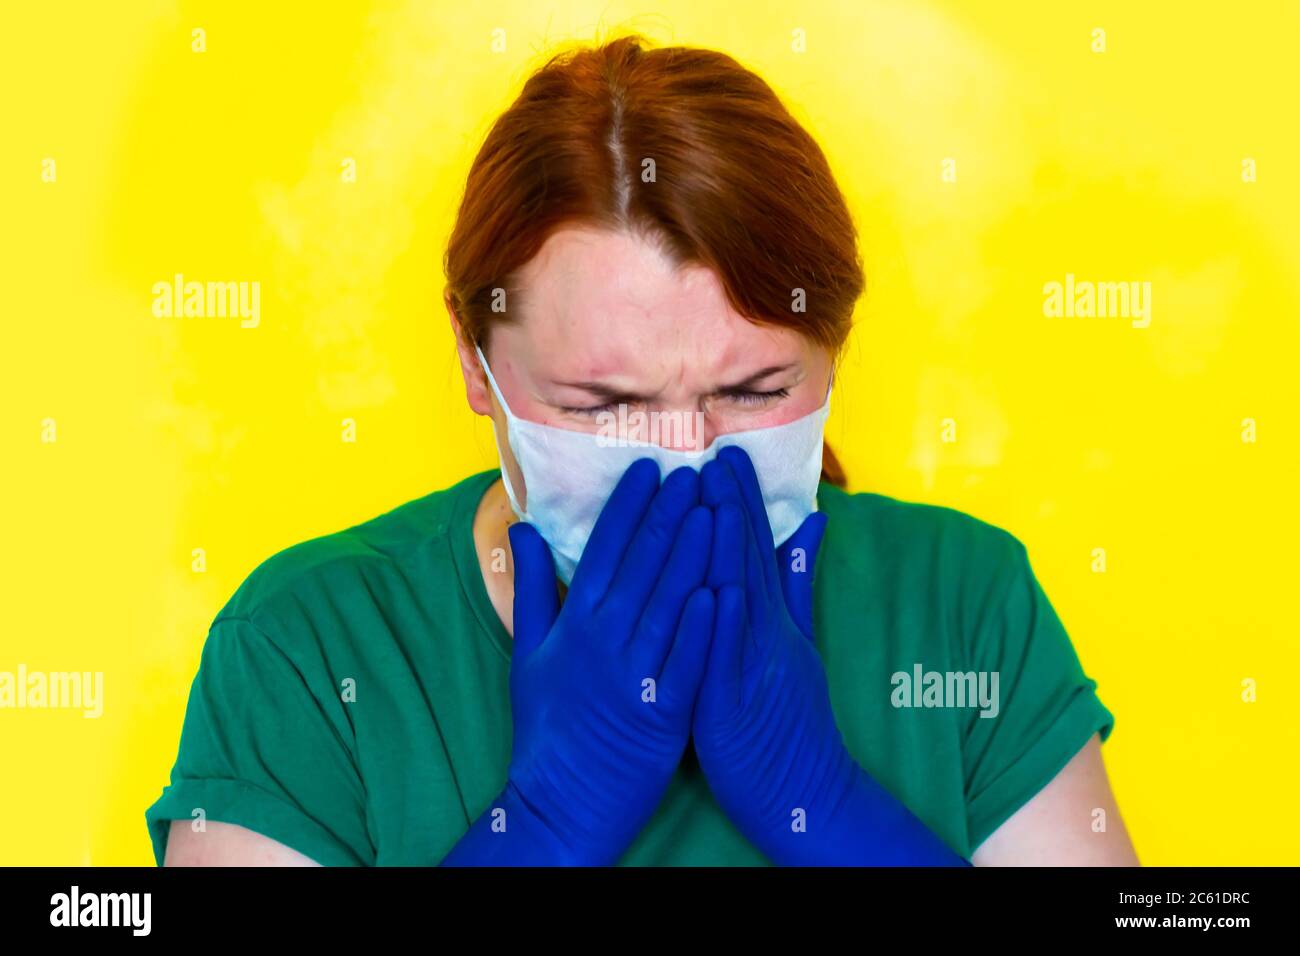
<box><xmin>502</xmin><ymin>226</ymin><xmax>811</xmax><ymax>383</ymax></box>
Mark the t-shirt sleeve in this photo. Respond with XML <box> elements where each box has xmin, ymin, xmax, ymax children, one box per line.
<box><xmin>960</xmin><ymin>532</ymin><xmax>1114</xmax><ymax>852</ymax></box>
<box><xmin>144</xmin><ymin>615</ymin><xmax>373</xmax><ymax>866</ymax></box>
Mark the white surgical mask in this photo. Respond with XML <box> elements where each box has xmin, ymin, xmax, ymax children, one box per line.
<box><xmin>476</xmin><ymin>344</ymin><xmax>831</xmax><ymax>586</ymax></box>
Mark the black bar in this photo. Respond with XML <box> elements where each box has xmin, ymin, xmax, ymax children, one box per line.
<box><xmin>0</xmin><ymin>866</ymin><xmax>1285</xmax><ymax>941</ymax></box>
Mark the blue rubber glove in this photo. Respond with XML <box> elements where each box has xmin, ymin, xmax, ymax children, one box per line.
<box><xmin>693</xmin><ymin>446</ymin><xmax>970</xmax><ymax>866</ymax></box>
<box><xmin>441</xmin><ymin>459</ymin><xmax>716</xmax><ymax>866</ymax></box>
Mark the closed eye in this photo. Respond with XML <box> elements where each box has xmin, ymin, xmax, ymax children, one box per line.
<box><xmin>558</xmin><ymin>387</ymin><xmax>790</xmax><ymax>417</ymax></box>
<box><xmin>558</xmin><ymin>400</ymin><xmax>624</xmax><ymax>418</ymax></box>
<box><xmin>722</xmin><ymin>387</ymin><xmax>790</xmax><ymax>407</ymax></box>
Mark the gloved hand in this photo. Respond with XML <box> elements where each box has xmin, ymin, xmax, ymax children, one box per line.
<box><xmin>693</xmin><ymin>446</ymin><xmax>970</xmax><ymax>866</ymax></box>
<box><xmin>441</xmin><ymin>458</ymin><xmax>716</xmax><ymax>866</ymax></box>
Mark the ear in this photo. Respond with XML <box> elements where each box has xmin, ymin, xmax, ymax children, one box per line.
<box><xmin>446</xmin><ymin>295</ymin><xmax>492</xmax><ymax>416</ymax></box>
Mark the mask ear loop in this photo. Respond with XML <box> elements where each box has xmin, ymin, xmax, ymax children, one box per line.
<box><xmin>809</xmin><ymin>356</ymin><xmax>836</xmax><ymax>514</ymax></box>
<box><xmin>475</xmin><ymin>342</ymin><xmax>534</xmax><ymax>534</ymax></box>
<box><xmin>474</xmin><ymin>343</ymin><xmax>518</xmax><ymax>420</ymax></box>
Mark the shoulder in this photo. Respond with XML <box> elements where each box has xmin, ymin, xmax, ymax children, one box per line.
<box><xmin>817</xmin><ymin>481</ymin><xmax>1027</xmax><ymax>583</ymax></box>
<box><xmin>815</xmin><ymin>483</ymin><xmax>1047</xmax><ymax>663</ymax></box>
<box><xmin>212</xmin><ymin>470</ymin><xmax>497</xmax><ymax>643</ymax></box>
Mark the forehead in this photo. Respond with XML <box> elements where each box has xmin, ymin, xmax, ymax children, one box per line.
<box><xmin>516</xmin><ymin>226</ymin><xmax>722</xmax><ymax>321</ymax></box>
<box><xmin>510</xmin><ymin>225</ymin><xmax>798</xmax><ymax>367</ymax></box>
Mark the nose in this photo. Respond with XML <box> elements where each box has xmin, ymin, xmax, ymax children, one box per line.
<box><xmin>618</xmin><ymin>404</ymin><xmax>714</xmax><ymax>452</ymax></box>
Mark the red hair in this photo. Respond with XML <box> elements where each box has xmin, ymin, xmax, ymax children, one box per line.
<box><xmin>443</xmin><ymin>35</ymin><xmax>862</xmax><ymax>486</ymax></box>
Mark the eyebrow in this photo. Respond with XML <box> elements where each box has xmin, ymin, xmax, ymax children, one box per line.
<box><xmin>555</xmin><ymin>364</ymin><xmax>798</xmax><ymax>401</ymax></box>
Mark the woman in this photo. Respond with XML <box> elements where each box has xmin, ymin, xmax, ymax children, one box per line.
<box><xmin>147</xmin><ymin>35</ymin><xmax>1137</xmax><ymax>865</ymax></box>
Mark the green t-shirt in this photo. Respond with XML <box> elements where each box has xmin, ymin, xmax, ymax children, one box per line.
<box><xmin>145</xmin><ymin>469</ymin><xmax>1113</xmax><ymax>866</ymax></box>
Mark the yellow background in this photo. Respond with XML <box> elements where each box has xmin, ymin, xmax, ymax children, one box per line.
<box><xmin>2</xmin><ymin>0</ymin><xmax>1296</xmax><ymax>865</ymax></box>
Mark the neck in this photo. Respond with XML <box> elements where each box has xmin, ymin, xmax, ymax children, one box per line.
<box><xmin>472</xmin><ymin>478</ymin><xmax>519</xmax><ymax>639</ymax></box>
<box><xmin>472</xmin><ymin>477</ymin><xmax>569</xmax><ymax>640</ymax></box>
